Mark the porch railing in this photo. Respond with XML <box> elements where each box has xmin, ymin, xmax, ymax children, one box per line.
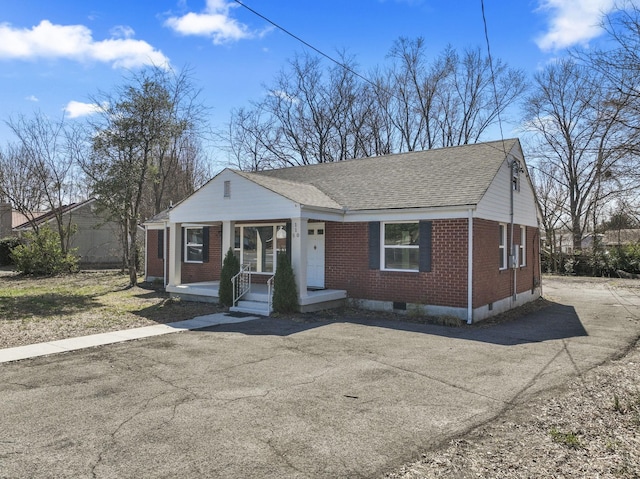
<box><xmin>232</xmin><ymin>264</ymin><xmax>251</xmax><ymax>306</ymax></box>
<box><xmin>267</xmin><ymin>274</ymin><xmax>274</xmax><ymax>315</ymax></box>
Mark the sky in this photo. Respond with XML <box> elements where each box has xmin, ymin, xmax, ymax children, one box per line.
<box><xmin>0</xmin><ymin>0</ymin><xmax>620</xmax><ymax>168</ymax></box>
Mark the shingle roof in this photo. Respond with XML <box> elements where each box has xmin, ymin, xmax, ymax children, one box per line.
<box><xmin>13</xmin><ymin>198</ymin><xmax>95</xmax><ymax>230</ymax></box>
<box><xmin>234</xmin><ymin>171</ymin><xmax>343</xmax><ymax>210</ymax></box>
<box><xmin>242</xmin><ymin>139</ymin><xmax>519</xmax><ymax>211</ymax></box>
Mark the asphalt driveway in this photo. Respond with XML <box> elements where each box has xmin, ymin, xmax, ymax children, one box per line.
<box><xmin>1</xmin><ymin>277</ymin><xmax>639</xmax><ymax>478</ymax></box>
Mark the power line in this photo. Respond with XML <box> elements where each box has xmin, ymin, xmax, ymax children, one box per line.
<box><xmin>234</xmin><ymin>0</ymin><xmax>517</xmax><ymax>159</ymax></box>
<box><xmin>480</xmin><ymin>0</ymin><xmax>507</xmax><ymax>153</ymax></box>
<box><xmin>232</xmin><ymin>0</ymin><xmax>381</xmax><ymax>93</ymax></box>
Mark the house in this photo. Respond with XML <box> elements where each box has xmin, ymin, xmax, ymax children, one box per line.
<box><xmin>0</xmin><ymin>203</ymin><xmax>46</xmax><ymax>238</ymax></box>
<box><xmin>553</xmin><ymin>229</ymin><xmax>640</xmax><ymax>255</ymax></box>
<box><xmin>145</xmin><ymin>138</ymin><xmax>542</xmax><ymax>323</ymax></box>
<box><xmin>13</xmin><ymin>198</ymin><xmax>123</xmax><ymax>266</ymax></box>
<box><xmin>602</xmin><ymin>229</ymin><xmax>640</xmax><ymax>248</ymax></box>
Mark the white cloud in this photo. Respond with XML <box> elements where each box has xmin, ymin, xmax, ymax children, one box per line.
<box><xmin>269</xmin><ymin>89</ymin><xmax>299</xmax><ymax>104</ymax></box>
<box><xmin>110</xmin><ymin>25</ymin><xmax>135</xmax><ymax>39</ymax></box>
<box><xmin>535</xmin><ymin>0</ymin><xmax>617</xmax><ymax>51</ymax></box>
<box><xmin>165</xmin><ymin>0</ymin><xmax>254</xmax><ymax>44</ymax></box>
<box><xmin>0</xmin><ymin>20</ymin><xmax>170</xmax><ymax>68</ymax></box>
<box><xmin>25</xmin><ymin>95</ymin><xmax>39</xmax><ymax>102</ymax></box>
<box><xmin>64</xmin><ymin>100</ymin><xmax>106</xmax><ymax>118</ymax></box>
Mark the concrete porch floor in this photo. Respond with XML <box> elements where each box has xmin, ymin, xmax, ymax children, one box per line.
<box><xmin>166</xmin><ymin>281</ymin><xmax>347</xmax><ymax>313</ymax></box>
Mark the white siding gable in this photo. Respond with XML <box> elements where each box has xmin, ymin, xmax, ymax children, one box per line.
<box><xmin>475</xmin><ymin>146</ymin><xmax>539</xmax><ymax>227</ymax></box>
<box><xmin>169</xmin><ymin>169</ymin><xmax>301</xmax><ymax>223</ymax></box>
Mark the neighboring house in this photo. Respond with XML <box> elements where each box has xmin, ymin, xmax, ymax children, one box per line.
<box><xmin>0</xmin><ymin>203</ymin><xmax>46</xmax><ymax>238</ymax></box>
<box><xmin>145</xmin><ymin>138</ymin><xmax>542</xmax><ymax>323</ymax></box>
<box><xmin>602</xmin><ymin>229</ymin><xmax>640</xmax><ymax>248</ymax></box>
<box><xmin>13</xmin><ymin>198</ymin><xmax>123</xmax><ymax>266</ymax></box>
<box><xmin>553</xmin><ymin>229</ymin><xmax>640</xmax><ymax>255</ymax></box>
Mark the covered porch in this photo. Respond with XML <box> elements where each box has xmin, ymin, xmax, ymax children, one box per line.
<box><xmin>166</xmin><ymin>280</ymin><xmax>347</xmax><ymax>316</ymax></box>
<box><xmin>165</xmin><ymin>215</ymin><xmax>347</xmax><ymax>315</ymax></box>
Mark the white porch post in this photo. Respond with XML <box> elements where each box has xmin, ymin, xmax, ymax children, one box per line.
<box><xmin>168</xmin><ymin>222</ymin><xmax>182</xmax><ymax>287</ymax></box>
<box><xmin>221</xmin><ymin>221</ymin><xmax>235</xmax><ymax>257</ymax></box>
<box><xmin>290</xmin><ymin>217</ymin><xmax>308</xmax><ymax>301</ymax></box>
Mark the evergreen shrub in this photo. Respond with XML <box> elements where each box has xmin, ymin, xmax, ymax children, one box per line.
<box><xmin>219</xmin><ymin>248</ymin><xmax>240</xmax><ymax>307</ymax></box>
<box><xmin>10</xmin><ymin>226</ymin><xmax>78</xmax><ymax>275</ymax></box>
<box><xmin>0</xmin><ymin>237</ymin><xmax>22</xmax><ymax>266</ymax></box>
<box><xmin>272</xmin><ymin>252</ymin><xmax>299</xmax><ymax>314</ymax></box>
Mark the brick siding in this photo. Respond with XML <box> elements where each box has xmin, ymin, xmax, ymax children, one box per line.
<box><xmin>326</xmin><ymin>220</ymin><xmax>469</xmax><ymax>307</ymax></box>
<box><xmin>146</xmin><ymin>229</ymin><xmax>165</xmax><ymax>278</ymax></box>
<box><xmin>472</xmin><ymin>219</ymin><xmax>540</xmax><ymax>308</ymax></box>
<box><xmin>181</xmin><ymin>224</ymin><xmax>222</xmax><ymax>283</ymax></box>
<box><xmin>326</xmin><ymin>219</ymin><xmax>539</xmax><ymax>309</ymax></box>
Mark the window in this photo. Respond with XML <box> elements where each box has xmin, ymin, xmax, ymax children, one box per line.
<box><xmin>185</xmin><ymin>227</ymin><xmax>204</xmax><ymax>262</ymax></box>
<box><xmin>499</xmin><ymin>224</ymin><xmax>507</xmax><ymax>270</ymax></box>
<box><xmin>157</xmin><ymin>230</ymin><xmax>164</xmax><ymax>259</ymax></box>
<box><xmin>224</xmin><ymin>180</ymin><xmax>231</xmax><ymax>198</ymax></box>
<box><xmin>519</xmin><ymin>226</ymin><xmax>526</xmax><ymax>267</ymax></box>
<box><xmin>234</xmin><ymin>224</ymin><xmax>286</xmax><ymax>273</ymax></box>
<box><xmin>383</xmin><ymin>222</ymin><xmax>419</xmax><ymax>271</ymax></box>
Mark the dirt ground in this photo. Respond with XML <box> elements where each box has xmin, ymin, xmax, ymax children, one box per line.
<box><xmin>387</xmin><ymin>276</ymin><xmax>640</xmax><ymax>479</ymax></box>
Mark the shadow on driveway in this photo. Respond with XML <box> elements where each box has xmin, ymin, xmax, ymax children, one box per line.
<box><xmin>201</xmin><ymin>300</ymin><xmax>587</xmax><ymax>346</ymax></box>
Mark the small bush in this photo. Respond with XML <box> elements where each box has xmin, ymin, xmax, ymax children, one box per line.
<box><xmin>0</xmin><ymin>237</ymin><xmax>22</xmax><ymax>266</ymax></box>
<box><xmin>219</xmin><ymin>248</ymin><xmax>240</xmax><ymax>307</ymax></box>
<box><xmin>272</xmin><ymin>252</ymin><xmax>299</xmax><ymax>314</ymax></box>
<box><xmin>11</xmin><ymin>226</ymin><xmax>78</xmax><ymax>275</ymax></box>
<box><xmin>550</xmin><ymin>427</ymin><xmax>582</xmax><ymax>449</ymax></box>
<box><xmin>608</xmin><ymin>243</ymin><xmax>640</xmax><ymax>275</ymax></box>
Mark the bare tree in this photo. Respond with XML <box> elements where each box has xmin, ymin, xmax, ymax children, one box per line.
<box><xmin>224</xmin><ymin>39</ymin><xmax>526</xmax><ymax>167</ymax></box>
<box><xmin>530</xmin><ymin>161</ymin><xmax>568</xmax><ymax>272</ymax></box>
<box><xmin>584</xmin><ymin>3</ymin><xmax>640</xmax><ymax>145</ymax></box>
<box><xmin>0</xmin><ymin>143</ymin><xmax>45</xmax><ymax>227</ymax></box>
<box><xmin>437</xmin><ymin>47</ymin><xmax>526</xmax><ymax>147</ymax></box>
<box><xmin>0</xmin><ymin>112</ymin><xmax>84</xmax><ymax>253</ymax></box>
<box><xmin>523</xmin><ymin>59</ymin><xmax>636</xmax><ymax>252</ymax></box>
<box><xmin>379</xmin><ymin>38</ymin><xmax>454</xmax><ymax>151</ymax></box>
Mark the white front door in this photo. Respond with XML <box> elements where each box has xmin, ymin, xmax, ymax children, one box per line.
<box><xmin>307</xmin><ymin>223</ymin><xmax>325</xmax><ymax>289</ymax></box>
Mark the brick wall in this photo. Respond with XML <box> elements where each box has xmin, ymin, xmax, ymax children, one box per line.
<box><xmin>181</xmin><ymin>224</ymin><xmax>222</xmax><ymax>283</ymax></box>
<box><xmin>146</xmin><ymin>229</ymin><xmax>165</xmax><ymax>278</ymax></box>
<box><xmin>472</xmin><ymin>219</ymin><xmax>540</xmax><ymax>308</ymax></box>
<box><xmin>325</xmin><ymin>220</ymin><xmax>469</xmax><ymax>308</ymax></box>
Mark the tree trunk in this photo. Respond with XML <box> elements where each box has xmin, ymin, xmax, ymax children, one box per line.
<box><xmin>128</xmin><ymin>221</ymin><xmax>138</xmax><ymax>286</ymax></box>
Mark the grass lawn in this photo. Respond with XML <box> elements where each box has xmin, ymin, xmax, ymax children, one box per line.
<box><xmin>0</xmin><ymin>269</ymin><xmax>222</xmax><ymax>349</ymax></box>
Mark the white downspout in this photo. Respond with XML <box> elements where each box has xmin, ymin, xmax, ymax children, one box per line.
<box><xmin>144</xmin><ymin>226</ymin><xmax>148</xmax><ymax>282</ymax></box>
<box><xmin>467</xmin><ymin>208</ymin><xmax>473</xmax><ymax>324</ymax></box>
<box><xmin>510</xmin><ymin>160</ymin><xmax>517</xmax><ymax>304</ymax></box>
<box><xmin>163</xmin><ymin>221</ymin><xmax>168</xmax><ymax>288</ymax></box>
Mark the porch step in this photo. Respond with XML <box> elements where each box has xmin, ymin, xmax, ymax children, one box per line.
<box><xmin>231</xmin><ymin>300</ymin><xmax>271</xmax><ymax>316</ymax></box>
<box><xmin>244</xmin><ymin>291</ymin><xmax>270</xmax><ymax>302</ymax></box>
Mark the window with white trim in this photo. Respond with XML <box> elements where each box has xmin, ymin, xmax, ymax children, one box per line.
<box><xmin>519</xmin><ymin>225</ymin><xmax>526</xmax><ymax>267</ymax></box>
<box><xmin>499</xmin><ymin>223</ymin><xmax>507</xmax><ymax>270</ymax></box>
<box><xmin>185</xmin><ymin>227</ymin><xmax>204</xmax><ymax>263</ymax></box>
<box><xmin>234</xmin><ymin>224</ymin><xmax>286</xmax><ymax>273</ymax></box>
<box><xmin>382</xmin><ymin>222</ymin><xmax>419</xmax><ymax>271</ymax></box>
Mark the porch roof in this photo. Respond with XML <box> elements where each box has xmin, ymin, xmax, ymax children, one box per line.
<box><xmin>234</xmin><ymin>171</ymin><xmax>343</xmax><ymax>210</ymax></box>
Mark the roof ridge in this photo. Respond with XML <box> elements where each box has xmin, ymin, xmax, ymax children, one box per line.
<box><xmin>253</xmin><ymin>138</ymin><xmax>518</xmax><ymax>175</ymax></box>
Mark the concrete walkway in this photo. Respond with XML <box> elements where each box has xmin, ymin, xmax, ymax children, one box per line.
<box><xmin>0</xmin><ymin>313</ymin><xmax>259</xmax><ymax>364</ymax></box>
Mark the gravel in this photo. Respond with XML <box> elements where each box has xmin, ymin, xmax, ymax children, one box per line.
<box><xmin>386</xmin><ymin>278</ymin><xmax>640</xmax><ymax>479</ymax></box>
